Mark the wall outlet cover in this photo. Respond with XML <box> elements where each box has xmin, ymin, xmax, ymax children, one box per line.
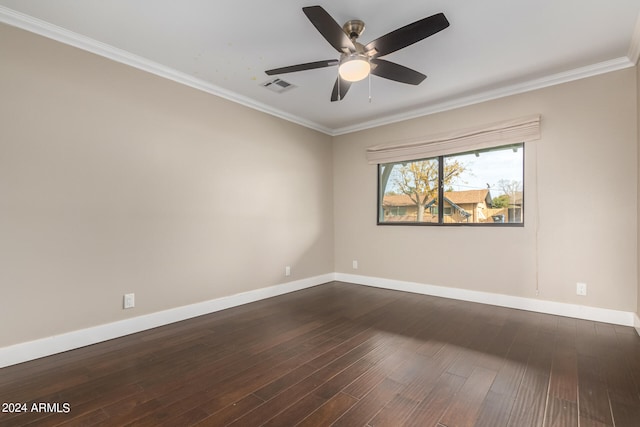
<box><xmin>576</xmin><ymin>282</ymin><xmax>587</xmax><ymax>296</ymax></box>
<box><xmin>124</xmin><ymin>293</ymin><xmax>135</xmax><ymax>309</ymax></box>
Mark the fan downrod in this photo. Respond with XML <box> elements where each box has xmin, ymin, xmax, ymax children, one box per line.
<box><xmin>342</xmin><ymin>20</ymin><xmax>365</xmax><ymax>40</ymax></box>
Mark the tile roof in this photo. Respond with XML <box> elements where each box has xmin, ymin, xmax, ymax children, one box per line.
<box><xmin>446</xmin><ymin>189</ymin><xmax>491</xmax><ymax>205</ymax></box>
<box><xmin>383</xmin><ymin>189</ymin><xmax>491</xmax><ymax>206</ymax></box>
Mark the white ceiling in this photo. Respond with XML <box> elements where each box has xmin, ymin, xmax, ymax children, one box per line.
<box><xmin>1</xmin><ymin>1</ymin><xmax>640</xmax><ymax>135</ymax></box>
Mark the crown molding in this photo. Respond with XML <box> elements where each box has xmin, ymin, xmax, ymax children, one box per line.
<box><xmin>331</xmin><ymin>56</ymin><xmax>635</xmax><ymax>135</ymax></box>
<box><xmin>0</xmin><ymin>6</ymin><xmax>334</xmax><ymax>136</ymax></box>
<box><xmin>628</xmin><ymin>10</ymin><xmax>640</xmax><ymax>65</ymax></box>
<box><xmin>1</xmin><ymin>5</ymin><xmax>637</xmax><ymax>138</ymax></box>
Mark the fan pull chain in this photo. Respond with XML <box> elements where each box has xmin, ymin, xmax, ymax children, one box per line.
<box><xmin>368</xmin><ymin>70</ymin><xmax>372</xmax><ymax>103</ymax></box>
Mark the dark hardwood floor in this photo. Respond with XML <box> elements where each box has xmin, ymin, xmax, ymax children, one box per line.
<box><xmin>1</xmin><ymin>282</ymin><xmax>639</xmax><ymax>426</ymax></box>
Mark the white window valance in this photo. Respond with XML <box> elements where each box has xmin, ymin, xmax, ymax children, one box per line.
<box><xmin>366</xmin><ymin>114</ymin><xmax>541</xmax><ymax>164</ymax></box>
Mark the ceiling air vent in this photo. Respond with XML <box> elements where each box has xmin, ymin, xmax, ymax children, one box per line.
<box><xmin>261</xmin><ymin>78</ymin><xmax>296</xmax><ymax>94</ymax></box>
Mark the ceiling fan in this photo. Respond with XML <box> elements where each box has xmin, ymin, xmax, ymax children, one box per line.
<box><xmin>265</xmin><ymin>6</ymin><xmax>450</xmax><ymax>102</ymax></box>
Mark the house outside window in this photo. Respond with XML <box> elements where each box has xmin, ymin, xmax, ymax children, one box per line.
<box><xmin>430</xmin><ymin>206</ymin><xmax>452</xmax><ymax>216</ymax></box>
<box><xmin>385</xmin><ymin>206</ymin><xmax>408</xmax><ymax>217</ymax></box>
<box><xmin>378</xmin><ymin>143</ymin><xmax>524</xmax><ymax>226</ymax></box>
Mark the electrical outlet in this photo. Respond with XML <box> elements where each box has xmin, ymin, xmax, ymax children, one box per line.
<box><xmin>576</xmin><ymin>282</ymin><xmax>587</xmax><ymax>296</ymax></box>
<box><xmin>352</xmin><ymin>260</ymin><xmax>358</xmax><ymax>269</ymax></box>
<box><xmin>124</xmin><ymin>293</ymin><xmax>135</xmax><ymax>309</ymax></box>
<box><xmin>285</xmin><ymin>266</ymin><xmax>291</xmax><ymax>277</ymax></box>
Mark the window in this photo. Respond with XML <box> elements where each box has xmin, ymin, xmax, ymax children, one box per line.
<box><xmin>385</xmin><ymin>206</ymin><xmax>408</xmax><ymax>217</ymax></box>
<box><xmin>378</xmin><ymin>143</ymin><xmax>524</xmax><ymax>225</ymax></box>
<box><xmin>431</xmin><ymin>206</ymin><xmax>452</xmax><ymax>216</ymax></box>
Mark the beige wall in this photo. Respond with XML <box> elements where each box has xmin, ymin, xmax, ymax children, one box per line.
<box><xmin>2</xmin><ymin>21</ymin><xmax>639</xmax><ymax>350</ymax></box>
<box><xmin>0</xmin><ymin>24</ymin><xmax>334</xmax><ymax>347</ymax></box>
<box><xmin>334</xmin><ymin>68</ymin><xmax>638</xmax><ymax>312</ymax></box>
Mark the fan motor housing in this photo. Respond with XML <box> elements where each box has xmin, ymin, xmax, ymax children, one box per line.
<box><xmin>343</xmin><ymin>20</ymin><xmax>365</xmax><ymax>40</ymax></box>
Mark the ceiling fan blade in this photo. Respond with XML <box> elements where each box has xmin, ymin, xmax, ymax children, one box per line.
<box><xmin>265</xmin><ymin>59</ymin><xmax>339</xmax><ymax>76</ymax></box>
<box><xmin>330</xmin><ymin>76</ymin><xmax>352</xmax><ymax>102</ymax></box>
<box><xmin>365</xmin><ymin>13</ymin><xmax>449</xmax><ymax>58</ymax></box>
<box><xmin>370</xmin><ymin>59</ymin><xmax>426</xmax><ymax>85</ymax></box>
<box><xmin>303</xmin><ymin>6</ymin><xmax>355</xmax><ymax>53</ymax></box>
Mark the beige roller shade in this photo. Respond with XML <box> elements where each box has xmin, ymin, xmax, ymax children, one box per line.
<box><xmin>366</xmin><ymin>114</ymin><xmax>541</xmax><ymax>164</ymax></box>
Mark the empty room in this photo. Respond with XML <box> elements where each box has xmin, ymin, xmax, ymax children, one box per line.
<box><xmin>1</xmin><ymin>1</ymin><xmax>640</xmax><ymax>426</ymax></box>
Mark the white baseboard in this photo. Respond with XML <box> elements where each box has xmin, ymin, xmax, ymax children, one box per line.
<box><xmin>2</xmin><ymin>272</ymin><xmax>636</xmax><ymax>368</ymax></box>
<box><xmin>334</xmin><ymin>273</ymin><xmax>636</xmax><ymax>327</ymax></box>
<box><xmin>0</xmin><ymin>274</ymin><xmax>333</xmax><ymax>369</ymax></box>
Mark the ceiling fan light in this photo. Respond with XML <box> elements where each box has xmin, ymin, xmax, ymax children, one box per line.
<box><xmin>338</xmin><ymin>55</ymin><xmax>370</xmax><ymax>82</ymax></box>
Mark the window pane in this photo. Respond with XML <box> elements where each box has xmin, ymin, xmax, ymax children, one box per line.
<box><xmin>444</xmin><ymin>144</ymin><xmax>523</xmax><ymax>224</ymax></box>
<box><xmin>377</xmin><ymin>143</ymin><xmax>523</xmax><ymax>226</ymax></box>
<box><xmin>379</xmin><ymin>158</ymin><xmax>439</xmax><ymax>223</ymax></box>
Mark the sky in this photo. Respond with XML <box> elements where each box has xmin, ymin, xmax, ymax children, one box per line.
<box><xmin>385</xmin><ymin>144</ymin><xmax>524</xmax><ymax>197</ymax></box>
<box><xmin>447</xmin><ymin>146</ymin><xmax>523</xmax><ymax>196</ymax></box>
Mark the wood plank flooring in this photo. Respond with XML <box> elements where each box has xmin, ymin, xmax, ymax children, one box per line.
<box><xmin>1</xmin><ymin>282</ymin><xmax>639</xmax><ymax>426</ymax></box>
